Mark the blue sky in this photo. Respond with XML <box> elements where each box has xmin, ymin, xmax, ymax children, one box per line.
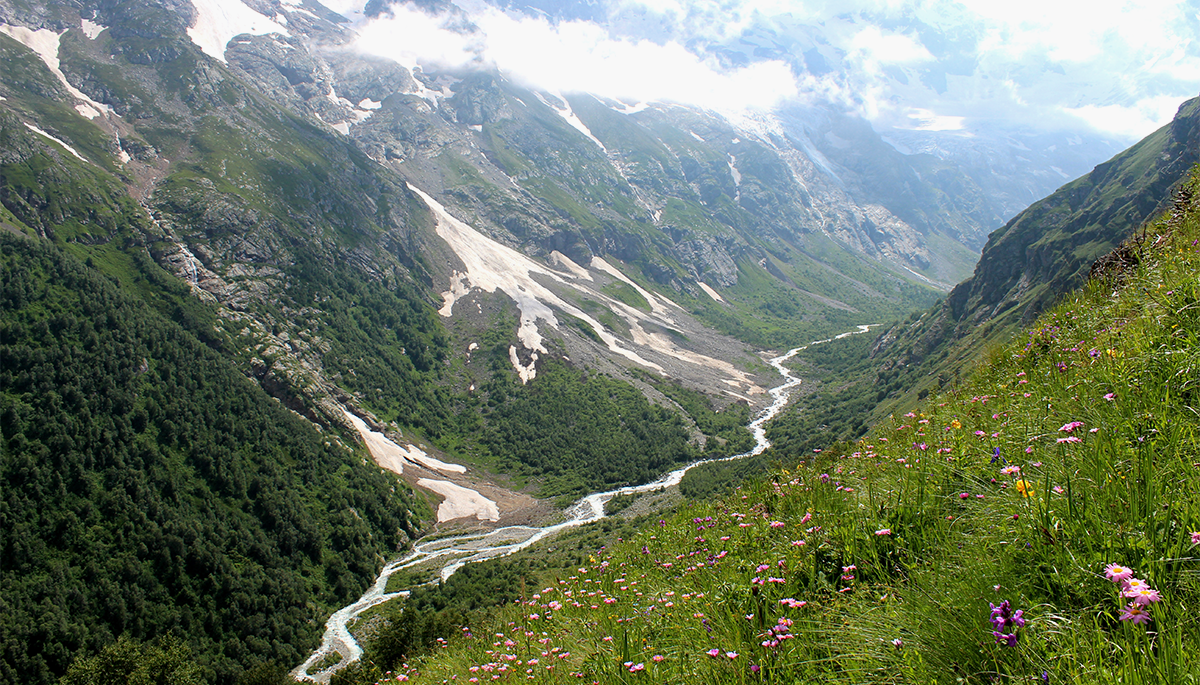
<box><xmin>327</xmin><ymin>0</ymin><xmax>1200</xmax><ymax>142</ymax></box>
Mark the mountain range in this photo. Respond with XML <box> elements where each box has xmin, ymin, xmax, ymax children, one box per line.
<box><xmin>1</xmin><ymin>0</ymin><xmax>1196</xmax><ymax>683</ymax></box>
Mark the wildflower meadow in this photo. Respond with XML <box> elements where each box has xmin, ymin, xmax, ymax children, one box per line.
<box><xmin>339</xmin><ymin>173</ymin><xmax>1200</xmax><ymax>684</ymax></box>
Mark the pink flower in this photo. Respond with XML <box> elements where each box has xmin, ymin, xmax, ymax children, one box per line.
<box><xmin>725</xmin><ymin>652</ymin><xmax>739</xmax><ymax>660</ymax></box>
<box><xmin>652</xmin><ymin>655</ymin><xmax>664</xmax><ymax>663</ymax></box>
<box><xmin>960</xmin><ymin>492</ymin><xmax>970</xmax><ymax>499</ymax></box>
<box><xmin>1000</xmin><ymin>465</ymin><xmax>1021</xmax><ymax>475</ymax></box>
<box><xmin>707</xmin><ymin>649</ymin><xmax>720</xmax><ymax>658</ymax></box>
<box><xmin>1059</xmin><ymin>421</ymin><xmax>1085</xmax><ymax>433</ymax></box>
<box><xmin>1103</xmin><ymin>393</ymin><xmax>1115</xmax><ymax>401</ymax></box>
<box><xmin>875</xmin><ymin>528</ymin><xmax>892</xmax><ymax>536</ymax></box>
<box><xmin>1126</xmin><ymin>587</ymin><xmax>1162</xmax><ymax>605</ymax></box>
<box><xmin>1056</xmin><ymin>436</ymin><xmax>1082</xmax><ymax>443</ymax></box>
<box><xmin>1104</xmin><ymin>563</ymin><xmax>1134</xmax><ymax>583</ymax></box>
<box><xmin>627</xmin><ymin>663</ymin><xmax>644</xmax><ymax>673</ymax></box>
<box><xmin>769</xmin><ymin>521</ymin><xmax>785</xmax><ymax>528</ymax></box>
<box><xmin>1120</xmin><ymin>603</ymin><xmax>1151</xmax><ymax>624</ymax></box>
<box><xmin>1191</xmin><ymin>532</ymin><xmax>1200</xmax><ymax>545</ymax></box>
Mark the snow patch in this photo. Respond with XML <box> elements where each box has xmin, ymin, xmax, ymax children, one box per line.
<box><xmin>344</xmin><ymin>410</ymin><xmax>467</xmax><ymax>475</ymax></box>
<box><xmin>417</xmin><ymin>479</ymin><xmax>500</xmax><ymax>522</ymax></box>
<box><xmin>590</xmin><ymin>257</ymin><xmax>680</xmax><ymax>316</ymax></box>
<box><xmin>79</xmin><ymin>18</ymin><xmax>107</xmax><ymax>39</ymax></box>
<box><xmin>331</xmin><ymin>121</ymin><xmax>350</xmax><ymax>135</ymax></box>
<box><xmin>533</xmin><ymin>91</ymin><xmax>606</xmax><ymax>152</ymax></box>
<box><xmin>344</xmin><ymin>410</ymin><xmax>408</xmax><ymax>474</ymax></box>
<box><xmin>186</xmin><ymin>0</ymin><xmax>289</xmax><ymax>63</ymax></box>
<box><xmin>24</xmin><ymin>123</ymin><xmax>90</xmax><ymax>164</ymax></box>
<box><xmin>697</xmin><ymin>281</ymin><xmax>725</xmax><ymax>303</ymax></box>
<box><xmin>690</xmin><ymin>131</ymin><xmax>705</xmax><ymax>142</ymax></box>
<box><xmin>358</xmin><ymin>98</ymin><xmax>382</xmax><ymax>110</ymax></box>
<box><xmin>74</xmin><ymin>103</ymin><xmax>101</xmax><ymax>119</ymax></box>
<box><xmin>610</xmin><ymin>99</ymin><xmax>648</xmax><ymax>115</ymax></box>
<box><xmin>409</xmin><ymin>183</ymin><xmax>664</xmax><ymax>381</ymax></box>
<box><xmin>0</xmin><ymin>24</ymin><xmax>114</xmax><ymax>116</ymax></box>
<box><xmin>547</xmin><ymin>250</ymin><xmax>592</xmax><ymax>280</ymax></box>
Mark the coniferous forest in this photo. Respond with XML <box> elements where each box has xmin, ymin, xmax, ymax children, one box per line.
<box><xmin>0</xmin><ymin>234</ymin><xmax>427</xmax><ymax>684</ymax></box>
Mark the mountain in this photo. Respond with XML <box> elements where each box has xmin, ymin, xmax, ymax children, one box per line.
<box><xmin>871</xmin><ymin>95</ymin><xmax>1200</xmax><ymax>398</ymax></box>
<box><xmin>758</xmin><ymin>94</ymin><xmax>1200</xmax><ymax>462</ymax></box>
<box><xmin>333</xmin><ymin>165</ymin><xmax>1200</xmax><ymax>684</ymax></box>
<box><xmin>0</xmin><ymin>0</ymin><xmax>1154</xmax><ymax>681</ymax></box>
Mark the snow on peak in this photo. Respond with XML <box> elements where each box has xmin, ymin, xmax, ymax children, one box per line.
<box><xmin>187</xmin><ymin>0</ymin><xmax>289</xmax><ymax>63</ymax></box>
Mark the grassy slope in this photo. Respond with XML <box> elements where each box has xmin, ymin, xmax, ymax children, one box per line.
<box><xmin>350</xmin><ymin>171</ymin><xmax>1200</xmax><ymax>684</ymax></box>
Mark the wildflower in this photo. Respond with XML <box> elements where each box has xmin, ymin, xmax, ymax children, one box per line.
<box><xmin>1000</xmin><ymin>465</ymin><xmax>1021</xmax><ymax>475</ymax></box>
<box><xmin>1052</xmin><ymin>485</ymin><xmax>1064</xmax><ymax>494</ymax></box>
<box><xmin>1125</xmin><ymin>586</ymin><xmax>1162</xmax><ymax>605</ymax></box>
<box><xmin>769</xmin><ymin>521</ymin><xmax>785</xmax><ymax>528</ymax></box>
<box><xmin>1056</xmin><ymin>436</ymin><xmax>1082</xmax><ymax>444</ymax></box>
<box><xmin>627</xmin><ymin>663</ymin><xmax>644</xmax><ymax>673</ymax></box>
<box><xmin>750</xmin><ymin>664</ymin><xmax>761</xmax><ymax>674</ymax></box>
<box><xmin>1014</xmin><ymin>480</ymin><xmax>1033</xmax><ymax>497</ymax></box>
<box><xmin>1103</xmin><ymin>393</ymin><xmax>1115</xmax><ymax>401</ymax></box>
<box><xmin>988</xmin><ymin>599</ymin><xmax>1025</xmax><ymax>646</ymax></box>
<box><xmin>891</xmin><ymin>638</ymin><xmax>903</xmax><ymax>648</ymax></box>
<box><xmin>1059</xmin><ymin>421</ymin><xmax>1085</xmax><ymax>433</ymax></box>
<box><xmin>1104</xmin><ymin>564</ymin><xmax>1134</xmax><ymax>583</ymax></box>
<box><xmin>1191</xmin><ymin>532</ymin><xmax>1200</xmax><ymax>545</ymax></box>
<box><xmin>960</xmin><ymin>492</ymin><xmax>970</xmax><ymax>499</ymax></box>
<box><xmin>1122</xmin><ymin>578</ymin><xmax>1149</xmax><ymax>593</ymax></box>
<box><xmin>706</xmin><ymin>649</ymin><xmax>720</xmax><ymax>658</ymax></box>
<box><xmin>651</xmin><ymin>655</ymin><xmax>664</xmax><ymax>663</ymax></box>
<box><xmin>992</xmin><ymin>447</ymin><xmax>1003</xmax><ymax>464</ymax></box>
<box><xmin>1120</xmin><ymin>603</ymin><xmax>1152</xmax><ymax>624</ymax></box>
<box><xmin>726</xmin><ymin>652</ymin><xmax>739</xmax><ymax>659</ymax></box>
<box><xmin>950</xmin><ymin>419</ymin><xmax>962</xmax><ymax>429</ymax></box>
<box><xmin>875</xmin><ymin>528</ymin><xmax>892</xmax><ymax>536</ymax></box>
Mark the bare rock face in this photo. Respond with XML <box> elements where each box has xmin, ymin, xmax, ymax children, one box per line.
<box><xmin>673</xmin><ymin>236</ymin><xmax>739</xmax><ymax>287</ymax></box>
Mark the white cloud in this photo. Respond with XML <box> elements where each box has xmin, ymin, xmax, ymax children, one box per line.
<box><xmin>339</xmin><ymin>0</ymin><xmax>1200</xmax><ymax>141</ymax></box>
<box><xmin>351</xmin><ymin>3</ymin><xmax>801</xmax><ymax>112</ymax></box>
<box><xmin>1062</xmin><ymin>95</ymin><xmax>1192</xmax><ymax>138</ymax></box>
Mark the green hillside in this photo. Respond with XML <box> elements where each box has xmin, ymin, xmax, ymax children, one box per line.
<box><xmin>332</xmin><ymin>169</ymin><xmax>1200</xmax><ymax>684</ymax></box>
<box><xmin>0</xmin><ymin>234</ymin><xmax>429</xmax><ymax>684</ymax></box>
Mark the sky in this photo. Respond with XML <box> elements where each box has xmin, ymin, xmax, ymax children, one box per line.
<box><xmin>322</xmin><ymin>0</ymin><xmax>1200</xmax><ymax>143</ymax></box>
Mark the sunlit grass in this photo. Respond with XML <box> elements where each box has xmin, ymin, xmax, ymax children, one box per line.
<box><xmin>352</xmin><ymin>171</ymin><xmax>1200</xmax><ymax>684</ymax></box>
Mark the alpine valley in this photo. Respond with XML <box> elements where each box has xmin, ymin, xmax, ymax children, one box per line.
<box><xmin>1</xmin><ymin>1</ymin><xmax>1198</xmax><ymax>684</ymax></box>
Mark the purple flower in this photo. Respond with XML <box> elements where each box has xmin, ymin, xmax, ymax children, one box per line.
<box><xmin>1119</xmin><ymin>603</ymin><xmax>1151</xmax><ymax>624</ymax></box>
<box><xmin>989</xmin><ymin>600</ymin><xmax>1025</xmax><ymax>645</ymax></box>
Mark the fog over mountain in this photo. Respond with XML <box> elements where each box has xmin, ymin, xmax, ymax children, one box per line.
<box><xmin>329</xmin><ymin>0</ymin><xmax>1200</xmax><ymax>141</ymax></box>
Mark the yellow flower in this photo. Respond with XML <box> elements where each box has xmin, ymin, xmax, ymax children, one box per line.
<box><xmin>950</xmin><ymin>419</ymin><xmax>962</xmax><ymax>429</ymax></box>
<box><xmin>1014</xmin><ymin>480</ymin><xmax>1033</xmax><ymax>497</ymax></box>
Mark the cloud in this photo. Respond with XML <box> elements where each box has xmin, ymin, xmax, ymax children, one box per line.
<box><xmin>351</xmin><ymin>2</ymin><xmax>801</xmax><ymax>112</ymax></box>
<box><xmin>340</xmin><ymin>0</ymin><xmax>1200</xmax><ymax>141</ymax></box>
<box><xmin>1062</xmin><ymin>95</ymin><xmax>1193</xmax><ymax>138</ymax></box>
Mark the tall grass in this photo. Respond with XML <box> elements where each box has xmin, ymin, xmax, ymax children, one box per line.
<box><xmin>361</xmin><ymin>172</ymin><xmax>1200</xmax><ymax>684</ymax></box>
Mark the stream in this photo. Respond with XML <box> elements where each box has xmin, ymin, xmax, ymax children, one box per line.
<box><xmin>294</xmin><ymin>325</ymin><xmax>875</xmax><ymax>682</ymax></box>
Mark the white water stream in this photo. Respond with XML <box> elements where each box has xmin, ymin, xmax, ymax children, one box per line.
<box><xmin>294</xmin><ymin>325</ymin><xmax>876</xmax><ymax>682</ymax></box>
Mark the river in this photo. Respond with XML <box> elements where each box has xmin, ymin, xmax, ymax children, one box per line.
<box><xmin>294</xmin><ymin>324</ymin><xmax>874</xmax><ymax>682</ymax></box>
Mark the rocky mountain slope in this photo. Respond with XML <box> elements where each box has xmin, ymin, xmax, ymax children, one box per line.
<box><xmin>871</xmin><ymin>95</ymin><xmax>1200</xmax><ymax>398</ymax></box>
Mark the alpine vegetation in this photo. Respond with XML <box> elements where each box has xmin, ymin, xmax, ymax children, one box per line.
<box><xmin>331</xmin><ymin>171</ymin><xmax>1200</xmax><ymax>684</ymax></box>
